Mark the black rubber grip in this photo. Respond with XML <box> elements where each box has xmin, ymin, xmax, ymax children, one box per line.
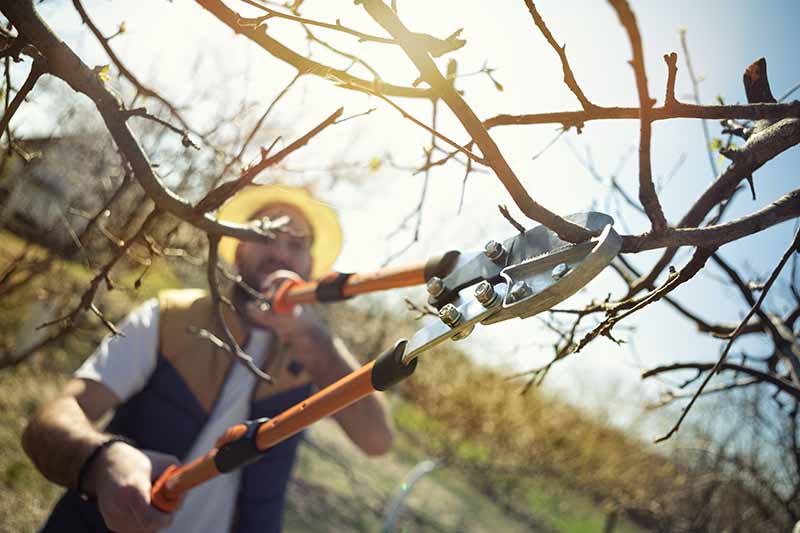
<box><xmin>371</xmin><ymin>340</ymin><xmax>417</xmax><ymax>391</ymax></box>
<box><xmin>315</xmin><ymin>271</ymin><xmax>354</xmax><ymax>302</ymax></box>
<box><xmin>214</xmin><ymin>418</ymin><xmax>269</xmax><ymax>473</ymax></box>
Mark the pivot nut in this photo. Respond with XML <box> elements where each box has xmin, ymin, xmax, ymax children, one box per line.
<box><xmin>551</xmin><ymin>263</ymin><xmax>570</xmax><ymax>280</ymax></box>
<box><xmin>484</xmin><ymin>240</ymin><xmax>505</xmax><ymax>261</ymax></box>
<box><xmin>474</xmin><ymin>281</ymin><xmax>497</xmax><ymax>306</ymax></box>
<box><xmin>508</xmin><ymin>280</ymin><xmax>530</xmax><ymax>302</ymax></box>
<box><xmin>427</xmin><ymin>276</ymin><xmax>445</xmax><ymax>297</ymax></box>
<box><xmin>438</xmin><ymin>304</ymin><xmax>462</xmax><ymax>327</ymax></box>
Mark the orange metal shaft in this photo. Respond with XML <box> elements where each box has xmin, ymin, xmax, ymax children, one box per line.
<box><xmin>282</xmin><ymin>263</ymin><xmax>427</xmax><ymax>306</ymax></box>
<box><xmin>151</xmin><ymin>361</ymin><xmax>377</xmax><ymax>511</ymax></box>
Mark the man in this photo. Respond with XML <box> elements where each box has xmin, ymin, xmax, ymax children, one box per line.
<box><xmin>22</xmin><ymin>185</ymin><xmax>393</xmax><ymax>532</ymax></box>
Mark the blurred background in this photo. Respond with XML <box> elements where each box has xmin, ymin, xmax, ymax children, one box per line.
<box><xmin>1</xmin><ymin>0</ymin><xmax>798</xmax><ymax>531</ymax></box>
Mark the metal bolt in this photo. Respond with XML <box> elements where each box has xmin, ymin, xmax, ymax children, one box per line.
<box><xmin>484</xmin><ymin>240</ymin><xmax>505</xmax><ymax>261</ymax></box>
<box><xmin>508</xmin><ymin>280</ymin><xmax>530</xmax><ymax>302</ymax></box>
<box><xmin>438</xmin><ymin>303</ymin><xmax>462</xmax><ymax>327</ymax></box>
<box><xmin>427</xmin><ymin>276</ymin><xmax>445</xmax><ymax>297</ymax></box>
<box><xmin>452</xmin><ymin>324</ymin><xmax>475</xmax><ymax>341</ymax></box>
<box><xmin>474</xmin><ymin>281</ymin><xmax>496</xmax><ymax>306</ymax></box>
<box><xmin>551</xmin><ymin>262</ymin><xmax>570</xmax><ymax>280</ymax></box>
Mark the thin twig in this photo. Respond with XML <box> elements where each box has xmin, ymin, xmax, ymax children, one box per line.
<box><xmin>0</xmin><ymin>59</ymin><xmax>43</xmax><ymax>143</ymax></box>
<box><xmin>206</xmin><ymin>233</ymin><xmax>273</xmax><ymax>383</ymax></box>
<box><xmin>523</xmin><ymin>1</ymin><xmax>594</xmax><ymax>110</ymax></box>
<box><xmin>679</xmin><ymin>29</ymin><xmax>718</xmax><ymax>179</ymax></box>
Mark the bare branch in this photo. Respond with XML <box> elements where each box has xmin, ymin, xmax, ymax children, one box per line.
<box><xmin>523</xmin><ymin>1</ymin><xmax>594</xmax><ymax>110</ymax></box>
<box><xmin>679</xmin><ymin>29</ymin><xmax>718</xmax><ymax>179</ymax></box>
<box><xmin>196</xmin><ymin>0</ymin><xmax>435</xmax><ymax>99</ymax></box>
<box><xmin>483</xmin><ymin>101</ymin><xmax>800</xmax><ymax>130</ymax></box>
<box><xmin>643</xmin><ymin>363</ymin><xmax>800</xmax><ymax>402</ymax></box>
<box><xmin>195</xmin><ymin>107</ymin><xmax>344</xmax><ymax>213</ymax></box>
<box><xmin>653</xmin><ymin>225</ymin><xmax>800</xmax><ymax>443</ymax></box>
<box><xmin>608</xmin><ymin>0</ymin><xmax>666</xmax><ymax>232</ymax></box>
<box><xmin>206</xmin><ymin>233</ymin><xmax>273</xmax><ymax>383</ymax></box>
<box><xmin>0</xmin><ymin>59</ymin><xmax>43</xmax><ymax>142</ymax></box>
<box><xmin>574</xmin><ymin>246</ymin><xmax>714</xmax><ymax>352</ymax></box>
<box><xmin>358</xmin><ymin>0</ymin><xmax>594</xmax><ymax>244</ymax></box>
<box><xmin>623</xmin><ymin>187</ymin><xmax>800</xmax><ymax>252</ymax></box>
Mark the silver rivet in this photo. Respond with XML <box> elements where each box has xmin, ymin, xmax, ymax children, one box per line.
<box><xmin>551</xmin><ymin>263</ymin><xmax>570</xmax><ymax>280</ymax></box>
<box><xmin>474</xmin><ymin>281</ymin><xmax>496</xmax><ymax>306</ymax></box>
<box><xmin>508</xmin><ymin>280</ymin><xmax>529</xmax><ymax>302</ymax></box>
<box><xmin>439</xmin><ymin>304</ymin><xmax>462</xmax><ymax>327</ymax></box>
<box><xmin>427</xmin><ymin>276</ymin><xmax>445</xmax><ymax>297</ymax></box>
<box><xmin>484</xmin><ymin>240</ymin><xmax>505</xmax><ymax>261</ymax></box>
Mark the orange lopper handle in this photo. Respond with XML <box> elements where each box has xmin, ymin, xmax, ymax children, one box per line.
<box><xmin>151</xmin><ymin>341</ymin><xmax>414</xmax><ymax>512</ymax></box>
<box><xmin>273</xmin><ymin>262</ymin><xmax>427</xmax><ymax>310</ymax></box>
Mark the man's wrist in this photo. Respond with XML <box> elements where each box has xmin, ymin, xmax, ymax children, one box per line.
<box><xmin>78</xmin><ymin>436</ymin><xmax>135</xmax><ymax>499</ymax></box>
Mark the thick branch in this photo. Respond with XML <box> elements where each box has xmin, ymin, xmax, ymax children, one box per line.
<box><xmin>623</xmin><ymin>187</ymin><xmax>800</xmax><ymax>252</ymax></box>
<box><xmin>626</xmin><ymin>116</ymin><xmax>800</xmax><ymax>289</ymax></box>
<box><xmin>483</xmin><ymin>101</ymin><xmax>800</xmax><ymax>130</ymax></box>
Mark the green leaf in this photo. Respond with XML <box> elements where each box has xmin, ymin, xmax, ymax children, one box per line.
<box><xmin>93</xmin><ymin>64</ymin><xmax>111</xmax><ymax>82</ymax></box>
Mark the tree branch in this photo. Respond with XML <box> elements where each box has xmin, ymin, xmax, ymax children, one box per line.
<box><xmin>195</xmin><ymin>107</ymin><xmax>344</xmax><ymax>213</ymax></box>
<box><xmin>0</xmin><ymin>58</ymin><xmax>43</xmax><ymax>142</ymax></box>
<box><xmin>643</xmin><ymin>362</ymin><xmax>800</xmax><ymax>401</ymax></box>
<box><xmin>195</xmin><ymin>0</ymin><xmax>435</xmax><ymax>99</ymax></box>
<box><xmin>482</xmin><ymin>101</ymin><xmax>800</xmax><ymax>130</ymax></box>
<box><xmin>1</xmin><ymin>0</ymin><xmax>293</xmax><ymax>243</ymax></box>
<box><xmin>523</xmin><ymin>1</ymin><xmax>594</xmax><ymax>110</ymax></box>
<box><xmin>357</xmin><ymin>0</ymin><xmax>594</xmax><ymax>243</ymax></box>
<box><xmin>609</xmin><ymin>0</ymin><xmax>666</xmax><ymax>232</ymax></box>
<box><xmin>653</xmin><ymin>225</ymin><xmax>800</xmax><ymax>442</ymax></box>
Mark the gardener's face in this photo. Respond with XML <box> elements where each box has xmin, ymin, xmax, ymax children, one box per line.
<box><xmin>235</xmin><ymin>203</ymin><xmax>313</xmax><ymax>289</ymax></box>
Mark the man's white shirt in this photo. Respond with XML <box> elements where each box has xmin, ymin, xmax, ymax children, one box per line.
<box><xmin>75</xmin><ymin>298</ymin><xmax>273</xmax><ymax>533</ymax></box>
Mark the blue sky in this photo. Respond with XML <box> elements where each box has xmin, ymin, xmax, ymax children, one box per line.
<box><xmin>14</xmin><ymin>1</ymin><xmax>800</xmax><ymax>434</ymax></box>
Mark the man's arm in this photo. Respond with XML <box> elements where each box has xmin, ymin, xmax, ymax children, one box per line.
<box><xmin>22</xmin><ymin>378</ymin><xmax>119</xmax><ymax>488</ymax></box>
<box><xmin>23</xmin><ymin>378</ymin><xmax>176</xmax><ymax>531</ymax></box>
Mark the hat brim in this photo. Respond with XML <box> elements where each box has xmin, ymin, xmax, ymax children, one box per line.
<box><xmin>217</xmin><ymin>185</ymin><xmax>342</xmax><ymax>279</ymax></box>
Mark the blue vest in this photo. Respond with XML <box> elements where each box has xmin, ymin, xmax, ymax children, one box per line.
<box><xmin>42</xmin><ymin>289</ymin><xmax>314</xmax><ymax>533</ymax></box>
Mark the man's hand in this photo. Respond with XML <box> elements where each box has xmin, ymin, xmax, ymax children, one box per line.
<box><xmin>244</xmin><ymin>270</ymin><xmax>334</xmax><ymax>359</ymax></box>
<box><xmin>84</xmin><ymin>442</ymin><xmax>178</xmax><ymax>532</ymax></box>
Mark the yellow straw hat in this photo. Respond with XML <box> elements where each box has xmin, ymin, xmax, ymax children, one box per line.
<box><xmin>217</xmin><ymin>185</ymin><xmax>342</xmax><ymax>279</ymax></box>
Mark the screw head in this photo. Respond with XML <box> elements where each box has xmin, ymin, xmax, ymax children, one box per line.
<box><xmin>427</xmin><ymin>276</ymin><xmax>445</xmax><ymax>297</ymax></box>
<box><xmin>509</xmin><ymin>280</ymin><xmax>530</xmax><ymax>302</ymax></box>
<box><xmin>438</xmin><ymin>303</ymin><xmax>462</xmax><ymax>327</ymax></box>
<box><xmin>452</xmin><ymin>324</ymin><xmax>475</xmax><ymax>341</ymax></box>
<box><xmin>474</xmin><ymin>281</ymin><xmax>496</xmax><ymax>306</ymax></box>
<box><xmin>484</xmin><ymin>240</ymin><xmax>505</xmax><ymax>261</ymax></box>
<box><xmin>551</xmin><ymin>262</ymin><xmax>570</xmax><ymax>280</ymax></box>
